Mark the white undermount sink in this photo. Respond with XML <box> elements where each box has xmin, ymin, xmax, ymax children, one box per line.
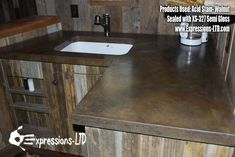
<box><xmin>60</xmin><ymin>41</ymin><xmax>133</xmax><ymax>55</ymax></box>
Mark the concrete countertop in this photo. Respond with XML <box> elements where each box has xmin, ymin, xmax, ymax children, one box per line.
<box><xmin>71</xmin><ymin>33</ymin><xmax>235</xmax><ymax>146</ymax></box>
<box><xmin>0</xmin><ymin>31</ymin><xmax>234</xmax><ymax>146</ymax></box>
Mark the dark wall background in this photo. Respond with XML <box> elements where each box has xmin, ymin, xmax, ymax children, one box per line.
<box><xmin>0</xmin><ymin>0</ymin><xmax>37</xmax><ymax>24</ymax></box>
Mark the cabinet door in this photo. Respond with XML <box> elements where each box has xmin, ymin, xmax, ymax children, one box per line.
<box><xmin>0</xmin><ymin>60</ymin><xmax>59</xmax><ymax>151</ymax></box>
<box><xmin>0</xmin><ymin>60</ymin><xmax>106</xmax><ymax>155</ymax></box>
<box><xmin>0</xmin><ymin>60</ymin><xmax>50</xmax><ymax>128</ymax></box>
<box><xmin>61</xmin><ymin>64</ymin><xmax>107</xmax><ymax>155</ymax></box>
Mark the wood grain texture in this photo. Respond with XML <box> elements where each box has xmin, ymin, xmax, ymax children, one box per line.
<box><xmin>42</xmin><ymin>63</ymin><xmax>65</xmax><ymax>152</ymax></box>
<box><xmin>2</xmin><ymin>59</ymin><xmax>43</xmax><ymax>79</ymax></box>
<box><xmin>158</xmin><ymin>0</ymin><xmax>177</xmax><ymax>35</ymax></box>
<box><xmin>216</xmin><ymin>25</ymin><xmax>235</xmax><ymax>110</ymax></box>
<box><xmin>204</xmin><ymin>0</ymin><xmax>235</xmax><ymax>15</ymax></box>
<box><xmin>0</xmin><ymin>17</ymin><xmax>62</xmax><ymax>48</ymax></box>
<box><xmin>0</xmin><ymin>60</ymin><xmax>16</xmax><ymax>143</ymax></box>
<box><xmin>11</xmin><ymin>146</ymin><xmax>83</xmax><ymax>157</ymax></box>
<box><xmin>165</xmin><ymin>0</ymin><xmax>204</xmax><ymax>6</ymax></box>
<box><xmin>90</xmin><ymin>0</ymin><xmax>132</xmax><ymax>6</ymax></box>
<box><xmin>15</xmin><ymin>110</ymin><xmax>49</xmax><ymax>128</ymax></box>
<box><xmin>216</xmin><ymin>32</ymin><xmax>227</xmax><ymax>63</ymax></box>
<box><xmin>0</xmin><ymin>132</ymin><xmax>5</xmax><ymax>150</ymax></box>
<box><xmin>226</xmin><ymin>27</ymin><xmax>235</xmax><ymax>112</ymax></box>
<box><xmin>0</xmin><ymin>58</ymin><xmax>107</xmax><ymax>155</ymax></box>
<box><xmin>61</xmin><ymin>64</ymin><xmax>83</xmax><ymax>155</ymax></box>
<box><xmin>11</xmin><ymin>102</ymin><xmax>49</xmax><ymax>114</ymax></box>
<box><xmin>220</xmin><ymin>26</ymin><xmax>234</xmax><ymax>80</ymax></box>
<box><xmin>73</xmin><ymin>64</ymin><xmax>106</xmax><ymax>106</ymax></box>
<box><xmin>85</xmin><ymin>127</ymin><xmax>234</xmax><ymax>157</ymax></box>
<box><xmin>225</xmin><ymin>25</ymin><xmax>235</xmax><ymax>81</ymax></box>
<box><xmin>36</xmin><ymin>0</ymin><xmax>175</xmax><ymax>34</ymax></box>
<box><xmin>0</xmin><ymin>16</ymin><xmax>60</xmax><ymax>38</ymax></box>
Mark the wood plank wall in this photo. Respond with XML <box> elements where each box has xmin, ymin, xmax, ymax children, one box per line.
<box><xmin>227</xmin><ymin>27</ymin><xmax>235</xmax><ymax>113</ymax></box>
<box><xmin>0</xmin><ymin>132</ymin><xmax>5</xmax><ymax>150</ymax></box>
<box><xmin>0</xmin><ymin>0</ymin><xmax>38</xmax><ymax>24</ymax></box>
<box><xmin>215</xmin><ymin>24</ymin><xmax>235</xmax><ymax>111</ymax></box>
<box><xmin>35</xmin><ymin>0</ymin><xmax>177</xmax><ymax>34</ymax></box>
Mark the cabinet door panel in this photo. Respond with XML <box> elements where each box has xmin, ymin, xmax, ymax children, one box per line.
<box><xmin>74</xmin><ymin>74</ymin><xmax>100</xmax><ymax>105</ymax></box>
<box><xmin>2</xmin><ymin>59</ymin><xmax>43</xmax><ymax>79</ymax></box>
<box><xmin>15</xmin><ymin>110</ymin><xmax>49</xmax><ymax>128</ymax></box>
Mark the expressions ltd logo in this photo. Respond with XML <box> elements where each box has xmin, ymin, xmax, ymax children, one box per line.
<box><xmin>9</xmin><ymin>125</ymin><xmax>86</xmax><ymax>151</ymax></box>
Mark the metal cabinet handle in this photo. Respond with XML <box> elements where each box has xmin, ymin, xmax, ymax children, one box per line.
<box><xmin>52</xmin><ymin>79</ymin><xmax>58</xmax><ymax>86</ymax></box>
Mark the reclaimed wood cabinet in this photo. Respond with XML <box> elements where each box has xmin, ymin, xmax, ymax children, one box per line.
<box><xmin>84</xmin><ymin>127</ymin><xmax>234</xmax><ymax>157</ymax></box>
<box><xmin>0</xmin><ymin>59</ymin><xmax>106</xmax><ymax>155</ymax></box>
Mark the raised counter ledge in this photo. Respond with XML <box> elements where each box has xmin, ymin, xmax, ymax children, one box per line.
<box><xmin>0</xmin><ymin>16</ymin><xmax>61</xmax><ymax>39</ymax></box>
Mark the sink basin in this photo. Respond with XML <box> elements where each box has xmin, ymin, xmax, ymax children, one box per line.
<box><xmin>60</xmin><ymin>41</ymin><xmax>133</xmax><ymax>55</ymax></box>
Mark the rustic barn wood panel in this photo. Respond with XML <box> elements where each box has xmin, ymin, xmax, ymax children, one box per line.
<box><xmin>0</xmin><ymin>132</ymin><xmax>5</xmax><ymax>150</ymax></box>
<box><xmin>90</xmin><ymin>0</ymin><xmax>132</xmax><ymax>6</ymax></box>
<box><xmin>72</xmin><ymin>64</ymin><xmax>106</xmax><ymax>106</ymax></box>
<box><xmin>73</xmin><ymin>65</ymin><xmax>106</xmax><ymax>75</ymax></box>
<box><xmin>158</xmin><ymin>0</ymin><xmax>177</xmax><ymax>35</ymax></box>
<box><xmin>204</xmin><ymin>0</ymin><xmax>235</xmax><ymax>15</ymax></box>
<box><xmin>35</xmin><ymin>0</ymin><xmax>57</xmax><ymax>16</ymax></box>
<box><xmin>1</xmin><ymin>60</ymin><xmax>44</xmax><ymax>79</ymax></box>
<box><xmin>11</xmin><ymin>94</ymin><xmax>46</xmax><ymax>105</ymax></box>
<box><xmin>7</xmin><ymin>76</ymin><xmax>45</xmax><ymax>90</ymax></box>
<box><xmin>216</xmin><ymin>25</ymin><xmax>235</xmax><ymax>110</ymax></box>
<box><xmin>223</xmin><ymin>25</ymin><xmax>235</xmax><ymax>81</ymax></box>
<box><xmin>15</xmin><ymin>110</ymin><xmax>49</xmax><ymax>128</ymax></box>
<box><xmin>61</xmin><ymin>64</ymin><xmax>82</xmax><ymax>155</ymax></box>
<box><xmin>0</xmin><ymin>22</ymin><xmax>62</xmax><ymax>48</ymax></box>
<box><xmin>224</xmin><ymin>25</ymin><xmax>235</xmax><ymax>80</ymax></box>
<box><xmin>0</xmin><ymin>0</ymin><xmax>11</xmax><ymax>23</ymax></box>
<box><xmin>0</xmin><ymin>60</ymin><xmax>19</xmax><ymax>133</ymax></box>
<box><xmin>165</xmin><ymin>0</ymin><xmax>204</xmax><ymax>6</ymax></box>
<box><xmin>36</xmin><ymin>0</ymin><xmax>176</xmax><ymax>34</ymax></box>
<box><xmin>42</xmin><ymin>63</ymin><xmax>68</xmax><ymax>152</ymax></box>
<box><xmin>74</xmin><ymin>74</ymin><xmax>100</xmax><ymax>105</ymax></box>
<box><xmin>215</xmin><ymin>33</ymin><xmax>227</xmax><ymax>63</ymax></box>
<box><xmin>227</xmin><ymin>27</ymin><xmax>235</xmax><ymax>113</ymax></box>
<box><xmin>0</xmin><ymin>59</ymin><xmax>107</xmax><ymax>155</ymax></box>
<box><xmin>85</xmin><ymin>127</ymin><xmax>234</xmax><ymax>157</ymax></box>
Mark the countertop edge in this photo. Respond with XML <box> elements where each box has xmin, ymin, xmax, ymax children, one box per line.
<box><xmin>72</xmin><ymin>114</ymin><xmax>235</xmax><ymax>147</ymax></box>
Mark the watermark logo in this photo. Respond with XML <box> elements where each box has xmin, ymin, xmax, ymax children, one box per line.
<box><xmin>9</xmin><ymin>125</ymin><xmax>87</xmax><ymax>151</ymax></box>
<box><xmin>9</xmin><ymin>126</ymin><xmax>35</xmax><ymax>151</ymax></box>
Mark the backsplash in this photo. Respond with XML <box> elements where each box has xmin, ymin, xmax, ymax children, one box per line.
<box><xmin>35</xmin><ymin>0</ymin><xmax>176</xmax><ymax>35</ymax></box>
